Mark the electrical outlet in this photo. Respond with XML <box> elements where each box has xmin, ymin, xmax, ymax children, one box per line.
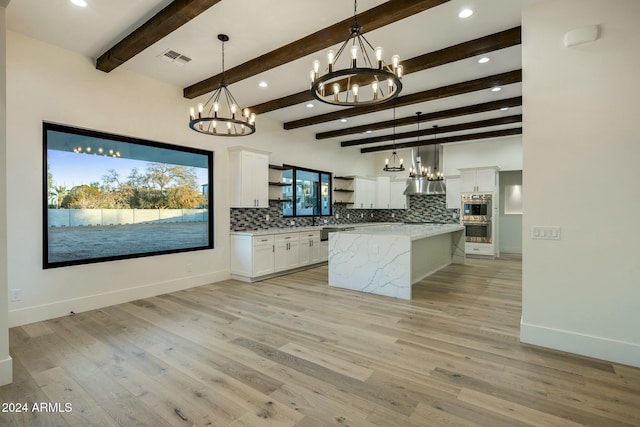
<box><xmin>265</xmin><ymin>214</ymin><xmax>270</xmax><ymax>222</ymax></box>
<box><xmin>370</xmin><ymin>213</ymin><xmax>374</xmax><ymax>217</ymax></box>
<box><xmin>290</xmin><ymin>220</ymin><xmax>295</xmax><ymax>226</ymax></box>
<box><xmin>391</xmin><ymin>213</ymin><xmax>395</xmax><ymax>218</ymax></box>
<box><xmin>346</xmin><ymin>213</ymin><xmax>350</xmax><ymax>219</ymax></box>
<box><xmin>360</xmin><ymin>213</ymin><xmax>364</xmax><ymax>218</ymax></box>
<box><xmin>10</xmin><ymin>289</ymin><xmax>22</xmax><ymax>302</ymax></box>
<box><xmin>335</xmin><ymin>213</ymin><xmax>340</xmax><ymax>219</ymax></box>
<box><xmin>323</xmin><ymin>219</ymin><xmax>328</xmax><ymax>224</ymax></box>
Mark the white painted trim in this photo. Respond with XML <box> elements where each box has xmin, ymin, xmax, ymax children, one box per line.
<box><xmin>520</xmin><ymin>320</ymin><xmax>640</xmax><ymax>368</ymax></box>
<box><xmin>0</xmin><ymin>356</ymin><xmax>12</xmax><ymax>386</ymax></box>
<box><xmin>8</xmin><ymin>270</ymin><xmax>231</xmax><ymax>327</ymax></box>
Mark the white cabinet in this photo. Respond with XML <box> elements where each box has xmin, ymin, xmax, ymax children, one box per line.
<box><xmin>299</xmin><ymin>231</ymin><xmax>321</xmax><ymax>266</ymax></box>
<box><xmin>389</xmin><ymin>179</ymin><xmax>407</xmax><ymax>209</ymax></box>
<box><xmin>375</xmin><ymin>177</ymin><xmax>390</xmax><ymax>209</ymax></box>
<box><xmin>230</xmin><ymin>235</ymin><xmax>274</xmax><ymax>277</ymax></box>
<box><xmin>352</xmin><ymin>177</ymin><xmax>376</xmax><ymax>209</ymax></box>
<box><xmin>445</xmin><ymin>177</ymin><xmax>461</xmax><ymax>209</ymax></box>
<box><xmin>252</xmin><ymin>236</ymin><xmax>275</xmax><ymax>276</ymax></box>
<box><xmin>459</xmin><ymin>167</ymin><xmax>499</xmax><ymax>193</ymax></box>
<box><xmin>229</xmin><ymin>147</ymin><xmax>269</xmax><ymax>208</ymax></box>
<box><xmin>320</xmin><ymin>240</ymin><xmax>329</xmax><ymax>262</ymax></box>
<box><xmin>275</xmin><ymin>233</ymin><xmax>299</xmax><ymax>272</ymax></box>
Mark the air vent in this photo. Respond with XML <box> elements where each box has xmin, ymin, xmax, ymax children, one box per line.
<box><xmin>157</xmin><ymin>49</ymin><xmax>192</xmax><ymax>66</ymax></box>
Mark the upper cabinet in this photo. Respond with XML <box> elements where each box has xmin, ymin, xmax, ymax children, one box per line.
<box><xmin>375</xmin><ymin>177</ymin><xmax>390</xmax><ymax>209</ymax></box>
<box><xmin>459</xmin><ymin>167</ymin><xmax>499</xmax><ymax>193</ymax></box>
<box><xmin>389</xmin><ymin>179</ymin><xmax>407</xmax><ymax>209</ymax></box>
<box><xmin>229</xmin><ymin>147</ymin><xmax>269</xmax><ymax>208</ymax></box>
<box><xmin>445</xmin><ymin>177</ymin><xmax>461</xmax><ymax>209</ymax></box>
<box><xmin>352</xmin><ymin>177</ymin><xmax>376</xmax><ymax>209</ymax></box>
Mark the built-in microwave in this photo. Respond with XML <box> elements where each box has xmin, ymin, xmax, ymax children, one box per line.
<box><xmin>462</xmin><ymin>193</ymin><xmax>492</xmax><ymax>221</ymax></box>
<box><xmin>462</xmin><ymin>221</ymin><xmax>492</xmax><ymax>243</ymax></box>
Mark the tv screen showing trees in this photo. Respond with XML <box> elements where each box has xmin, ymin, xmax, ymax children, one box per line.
<box><xmin>43</xmin><ymin>122</ymin><xmax>213</xmax><ymax>268</ymax></box>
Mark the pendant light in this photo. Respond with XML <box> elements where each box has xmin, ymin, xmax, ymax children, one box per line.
<box><xmin>383</xmin><ymin>104</ymin><xmax>404</xmax><ymax>172</ymax></box>
<box><xmin>309</xmin><ymin>0</ymin><xmax>403</xmax><ymax>106</ymax></box>
<box><xmin>409</xmin><ymin>112</ymin><xmax>422</xmax><ymax>177</ymax></box>
<box><xmin>427</xmin><ymin>125</ymin><xmax>444</xmax><ymax>181</ymax></box>
<box><xmin>188</xmin><ymin>34</ymin><xmax>256</xmax><ymax>136</ymax></box>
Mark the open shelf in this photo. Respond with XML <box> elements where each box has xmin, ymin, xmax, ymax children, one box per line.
<box><xmin>334</xmin><ymin>176</ymin><xmax>354</xmax><ymax>180</ymax></box>
<box><xmin>269</xmin><ymin>198</ymin><xmax>292</xmax><ymax>203</ymax></box>
<box><xmin>334</xmin><ymin>189</ymin><xmax>354</xmax><ymax>193</ymax></box>
<box><xmin>333</xmin><ymin>202</ymin><xmax>355</xmax><ymax>205</ymax></box>
<box><xmin>268</xmin><ymin>164</ymin><xmax>291</xmax><ymax>171</ymax></box>
<box><xmin>269</xmin><ymin>181</ymin><xmax>292</xmax><ymax>186</ymax></box>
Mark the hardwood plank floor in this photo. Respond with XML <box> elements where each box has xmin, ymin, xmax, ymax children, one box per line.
<box><xmin>1</xmin><ymin>257</ymin><xmax>639</xmax><ymax>426</ymax></box>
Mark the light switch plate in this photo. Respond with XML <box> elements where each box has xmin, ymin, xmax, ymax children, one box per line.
<box><xmin>532</xmin><ymin>226</ymin><xmax>561</xmax><ymax>240</ymax></box>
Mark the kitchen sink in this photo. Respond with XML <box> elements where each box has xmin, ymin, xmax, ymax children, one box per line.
<box><xmin>321</xmin><ymin>226</ymin><xmax>355</xmax><ymax>241</ymax></box>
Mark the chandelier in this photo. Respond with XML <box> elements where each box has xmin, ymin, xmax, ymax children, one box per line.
<box><xmin>309</xmin><ymin>0</ymin><xmax>403</xmax><ymax>106</ymax></box>
<box><xmin>383</xmin><ymin>106</ymin><xmax>404</xmax><ymax>172</ymax></box>
<box><xmin>189</xmin><ymin>34</ymin><xmax>255</xmax><ymax>136</ymax></box>
<box><xmin>427</xmin><ymin>125</ymin><xmax>444</xmax><ymax>181</ymax></box>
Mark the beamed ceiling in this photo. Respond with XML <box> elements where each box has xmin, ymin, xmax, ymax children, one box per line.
<box><xmin>6</xmin><ymin>0</ymin><xmax>530</xmax><ymax>155</ymax></box>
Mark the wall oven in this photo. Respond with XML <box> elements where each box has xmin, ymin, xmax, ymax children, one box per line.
<box><xmin>462</xmin><ymin>193</ymin><xmax>492</xmax><ymax>221</ymax></box>
<box><xmin>462</xmin><ymin>221</ymin><xmax>492</xmax><ymax>243</ymax></box>
<box><xmin>461</xmin><ymin>193</ymin><xmax>493</xmax><ymax>244</ymax></box>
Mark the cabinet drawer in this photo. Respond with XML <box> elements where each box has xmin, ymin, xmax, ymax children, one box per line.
<box><xmin>275</xmin><ymin>233</ymin><xmax>299</xmax><ymax>243</ymax></box>
<box><xmin>299</xmin><ymin>231</ymin><xmax>320</xmax><ymax>239</ymax></box>
<box><xmin>252</xmin><ymin>235</ymin><xmax>274</xmax><ymax>245</ymax></box>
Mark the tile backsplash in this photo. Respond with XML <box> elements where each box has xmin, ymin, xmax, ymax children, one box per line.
<box><xmin>230</xmin><ymin>195</ymin><xmax>459</xmax><ymax>231</ymax></box>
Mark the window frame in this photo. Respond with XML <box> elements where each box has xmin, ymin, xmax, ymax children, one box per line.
<box><xmin>282</xmin><ymin>165</ymin><xmax>332</xmax><ymax>218</ymax></box>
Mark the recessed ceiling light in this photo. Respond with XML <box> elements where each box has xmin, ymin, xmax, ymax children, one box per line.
<box><xmin>70</xmin><ymin>0</ymin><xmax>88</xmax><ymax>7</ymax></box>
<box><xmin>491</xmin><ymin>86</ymin><xmax>502</xmax><ymax>92</ymax></box>
<box><xmin>258</xmin><ymin>81</ymin><xmax>268</xmax><ymax>88</ymax></box>
<box><xmin>366</xmin><ymin>130</ymin><xmax>373</xmax><ymax>134</ymax></box>
<box><xmin>458</xmin><ymin>8</ymin><xmax>473</xmax><ymax>19</ymax></box>
<box><xmin>306</xmin><ymin>103</ymin><xmax>314</xmax><ymax>108</ymax></box>
<box><xmin>500</xmin><ymin>107</ymin><xmax>509</xmax><ymax>111</ymax></box>
<box><xmin>478</xmin><ymin>57</ymin><xmax>490</xmax><ymax>64</ymax></box>
<box><xmin>340</xmin><ymin>118</ymin><xmax>348</xmax><ymax>123</ymax></box>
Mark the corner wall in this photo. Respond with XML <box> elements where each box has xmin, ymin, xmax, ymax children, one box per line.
<box><xmin>0</xmin><ymin>0</ymin><xmax>13</xmax><ymax>386</ymax></box>
<box><xmin>521</xmin><ymin>0</ymin><xmax>640</xmax><ymax>366</ymax></box>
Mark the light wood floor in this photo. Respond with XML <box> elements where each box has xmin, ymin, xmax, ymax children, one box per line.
<box><xmin>1</xmin><ymin>257</ymin><xmax>639</xmax><ymax>426</ymax></box>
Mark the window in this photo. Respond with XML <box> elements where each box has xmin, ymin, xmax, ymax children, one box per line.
<box><xmin>282</xmin><ymin>166</ymin><xmax>332</xmax><ymax>217</ymax></box>
<box><xmin>43</xmin><ymin>122</ymin><xmax>213</xmax><ymax>268</ymax></box>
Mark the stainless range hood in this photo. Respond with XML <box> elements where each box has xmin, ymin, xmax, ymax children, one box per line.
<box><xmin>403</xmin><ymin>147</ymin><xmax>446</xmax><ymax>195</ymax></box>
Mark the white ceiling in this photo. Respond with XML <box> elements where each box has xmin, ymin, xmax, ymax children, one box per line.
<box><xmin>6</xmin><ymin>0</ymin><xmax>532</xmax><ymax>148</ymax></box>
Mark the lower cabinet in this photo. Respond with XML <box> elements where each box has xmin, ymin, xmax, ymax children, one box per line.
<box><xmin>275</xmin><ymin>233</ymin><xmax>300</xmax><ymax>272</ymax></box>
<box><xmin>231</xmin><ymin>230</ymin><xmax>325</xmax><ymax>281</ymax></box>
<box><xmin>299</xmin><ymin>231</ymin><xmax>321</xmax><ymax>266</ymax></box>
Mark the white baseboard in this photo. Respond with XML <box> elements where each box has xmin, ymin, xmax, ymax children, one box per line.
<box><xmin>8</xmin><ymin>270</ymin><xmax>230</xmax><ymax>327</ymax></box>
<box><xmin>0</xmin><ymin>356</ymin><xmax>12</xmax><ymax>386</ymax></box>
<box><xmin>520</xmin><ymin>320</ymin><xmax>640</xmax><ymax>368</ymax></box>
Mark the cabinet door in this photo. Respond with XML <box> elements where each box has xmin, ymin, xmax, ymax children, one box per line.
<box><xmin>274</xmin><ymin>241</ymin><xmax>288</xmax><ymax>272</ymax></box>
<box><xmin>475</xmin><ymin>168</ymin><xmax>497</xmax><ymax>193</ymax></box>
<box><xmin>445</xmin><ymin>177</ymin><xmax>461</xmax><ymax>209</ymax></box>
<box><xmin>309</xmin><ymin>237</ymin><xmax>321</xmax><ymax>264</ymax></box>
<box><xmin>286</xmin><ymin>239</ymin><xmax>300</xmax><ymax>269</ymax></box>
<box><xmin>251</xmin><ymin>152</ymin><xmax>269</xmax><ymax>207</ymax></box>
<box><xmin>389</xmin><ymin>180</ymin><xmax>407</xmax><ymax>209</ymax></box>
<box><xmin>252</xmin><ymin>241</ymin><xmax>274</xmax><ymax>276</ymax></box>
<box><xmin>298</xmin><ymin>236</ymin><xmax>310</xmax><ymax>266</ymax></box>
<box><xmin>375</xmin><ymin>177</ymin><xmax>390</xmax><ymax>209</ymax></box>
<box><xmin>459</xmin><ymin>169</ymin><xmax>478</xmax><ymax>193</ymax></box>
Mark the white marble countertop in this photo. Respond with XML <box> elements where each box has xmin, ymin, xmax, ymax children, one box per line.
<box><xmin>337</xmin><ymin>223</ymin><xmax>464</xmax><ymax>241</ymax></box>
<box><xmin>230</xmin><ymin>222</ymin><xmax>398</xmax><ymax>236</ymax></box>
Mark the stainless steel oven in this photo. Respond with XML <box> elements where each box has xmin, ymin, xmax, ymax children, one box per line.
<box><xmin>462</xmin><ymin>193</ymin><xmax>492</xmax><ymax>221</ymax></box>
<box><xmin>462</xmin><ymin>221</ymin><xmax>492</xmax><ymax>243</ymax></box>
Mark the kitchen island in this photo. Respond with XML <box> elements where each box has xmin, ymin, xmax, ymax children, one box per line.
<box><xmin>328</xmin><ymin>224</ymin><xmax>465</xmax><ymax>300</ymax></box>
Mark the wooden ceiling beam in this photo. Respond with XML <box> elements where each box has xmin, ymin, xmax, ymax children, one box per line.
<box><xmin>342</xmin><ymin>115</ymin><xmax>522</xmax><ymax>147</ymax></box>
<box><xmin>317</xmin><ymin>96</ymin><xmax>522</xmax><ymax>140</ymax></box>
<box><xmin>360</xmin><ymin>128</ymin><xmax>523</xmax><ymax>153</ymax></box>
<box><xmin>283</xmin><ymin>69</ymin><xmax>522</xmax><ymax>130</ymax></box>
<box><xmin>184</xmin><ymin>0</ymin><xmax>450</xmax><ymax>99</ymax></box>
<box><xmin>96</xmin><ymin>0</ymin><xmax>222</xmax><ymax>73</ymax></box>
<box><xmin>249</xmin><ymin>26</ymin><xmax>521</xmax><ymax>115</ymax></box>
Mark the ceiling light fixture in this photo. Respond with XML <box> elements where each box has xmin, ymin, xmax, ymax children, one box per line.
<box><xmin>70</xmin><ymin>0</ymin><xmax>88</xmax><ymax>7</ymax></box>
<box><xmin>458</xmin><ymin>8</ymin><xmax>473</xmax><ymax>19</ymax></box>
<box><xmin>309</xmin><ymin>0</ymin><xmax>403</xmax><ymax>106</ymax></box>
<box><xmin>478</xmin><ymin>57</ymin><xmax>490</xmax><ymax>64</ymax></box>
<box><xmin>340</xmin><ymin>118</ymin><xmax>348</xmax><ymax>123</ymax></box>
<box><xmin>383</xmin><ymin>105</ymin><xmax>404</xmax><ymax>172</ymax></box>
<box><xmin>491</xmin><ymin>86</ymin><xmax>502</xmax><ymax>92</ymax></box>
<box><xmin>306</xmin><ymin>103</ymin><xmax>314</xmax><ymax>108</ymax></box>
<box><xmin>409</xmin><ymin>112</ymin><xmax>422</xmax><ymax>177</ymax></box>
<box><xmin>188</xmin><ymin>34</ymin><xmax>255</xmax><ymax>137</ymax></box>
<box><xmin>258</xmin><ymin>81</ymin><xmax>268</xmax><ymax>88</ymax></box>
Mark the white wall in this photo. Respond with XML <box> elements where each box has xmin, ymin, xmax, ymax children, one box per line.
<box><xmin>521</xmin><ymin>0</ymin><xmax>640</xmax><ymax>366</ymax></box>
<box><xmin>0</xmin><ymin>0</ymin><xmax>13</xmax><ymax>386</ymax></box>
<box><xmin>5</xmin><ymin>31</ymin><xmax>370</xmax><ymax>327</ymax></box>
<box><xmin>442</xmin><ymin>135</ymin><xmax>522</xmax><ymax>176</ymax></box>
<box><xmin>498</xmin><ymin>171</ymin><xmax>522</xmax><ymax>254</ymax></box>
